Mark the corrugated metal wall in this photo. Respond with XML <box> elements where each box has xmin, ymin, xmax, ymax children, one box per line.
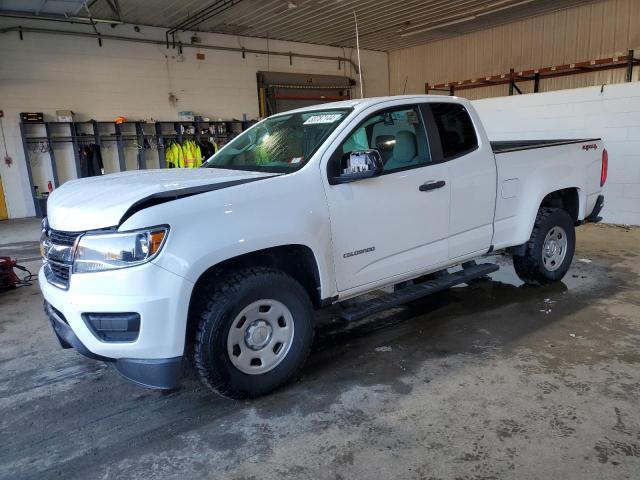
<box><xmin>389</xmin><ymin>0</ymin><xmax>640</xmax><ymax>100</ymax></box>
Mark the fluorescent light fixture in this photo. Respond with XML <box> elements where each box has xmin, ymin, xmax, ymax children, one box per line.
<box><xmin>399</xmin><ymin>0</ymin><xmax>536</xmax><ymax>37</ymax></box>
<box><xmin>400</xmin><ymin>15</ymin><xmax>477</xmax><ymax>36</ymax></box>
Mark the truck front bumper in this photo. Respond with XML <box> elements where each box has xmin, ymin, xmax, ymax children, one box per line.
<box><xmin>45</xmin><ymin>301</ymin><xmax>182</xmax><ymax>389</ymax></box>
<box><xmin>39</xmin><ymin>261</ymin><xmax>193</xmax><ymax>390</ymax></box>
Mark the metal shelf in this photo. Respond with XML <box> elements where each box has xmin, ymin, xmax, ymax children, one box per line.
<box><xmin>426</xmin><ymin>50</ymin><xmax>639</xmax><ymax>96</ymax></box>
<box><xmin>20</xmin><ymin>117</ymin><xmax>256</xmax><ymax>217</ymax></box>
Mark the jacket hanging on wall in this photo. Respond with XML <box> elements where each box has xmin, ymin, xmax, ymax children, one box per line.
<box><xmin>79</xmin><ymin>144</ymin><xmax>104</xmax><ymax>177</ymax></box>
<box><xmin>165</xmin><ymin>140</ymin><xmax>184</xmax><ymax>168</ymax></box>
<box><xmin>200</xmin><ymin>138</ymin><xmax>218</xmax><ymax>161</ymax></box>
<box><xmin>165</xmin><ymin>138</ymin><xmax>218</xmax><ymax>168</ymax></box>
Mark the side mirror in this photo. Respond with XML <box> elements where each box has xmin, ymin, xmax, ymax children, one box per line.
<box><xmin>332</xmin><ymin>149</ymin><xmax>384</xmax><ymax>184</ymax></box>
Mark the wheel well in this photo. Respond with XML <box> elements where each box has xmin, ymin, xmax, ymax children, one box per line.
<box><xmin>540</xmin><ymin>188</ymin><xmax>579</xmax><ymax>223</ymax></box>
<box><xmin>191</xmin><ymin>244</ymin><xmax>321</xmax><ymax>306</ymax></box>
<box><xmin>185</xmin><ymin>245</ymin><xmax>322</xmax><ymax>350</ymax></box>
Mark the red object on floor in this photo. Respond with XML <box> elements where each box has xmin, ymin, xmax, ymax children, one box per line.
<box><xmin>0</xmin><ymin>257</ymin><xmax>20</xmax><ymax>291</ymax></box>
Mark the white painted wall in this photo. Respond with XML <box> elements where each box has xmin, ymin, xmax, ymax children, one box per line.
<box><xmin>0</xmin><ymin>20</ymin><xmax>389</xmax><ymax>219</ymax></box>
<box><xmin>473</xmin><ymin>82</ymin><xmax>640</xmax><ymax>225</ymax></box>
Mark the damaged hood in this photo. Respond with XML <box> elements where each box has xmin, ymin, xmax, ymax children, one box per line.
<box><xmin>47</xmin><ymin>168</ymin><xmax>275</xmax><ymax>231</ymax></box>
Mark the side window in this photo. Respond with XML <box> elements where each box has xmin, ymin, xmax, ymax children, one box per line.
<box><xmin>339</xmin><ymin>106</ymin><xmax>431</xmax><ymax>172</ymax></box>
<box><xmin>429</xmin><ymin>103</ymin><xmax>478</xmax><ymax>159</ymax></box>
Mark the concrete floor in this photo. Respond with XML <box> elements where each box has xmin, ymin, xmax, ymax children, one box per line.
<box><xmin>1</xmin><ymin>220</ymin><xmax>639</xmax><ymax>480</ymax></box>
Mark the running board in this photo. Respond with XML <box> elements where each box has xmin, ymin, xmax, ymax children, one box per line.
<box><xmin>340</xmin><ymin>263</ymin><xmax>499</xmax><ymax>322</ymax></box>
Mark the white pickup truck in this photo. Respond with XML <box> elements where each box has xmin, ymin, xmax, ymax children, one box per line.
<box><xmin>40</xmin><ymin>95</ymin><xmax>607</xmax><ymax>398</ymax></box>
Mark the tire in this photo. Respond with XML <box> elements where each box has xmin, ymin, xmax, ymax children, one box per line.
<box><xmin>513</xmin><ymin>207</ymin><xmax>576</xmax><ymax>285</ymax></box>
<box><xmin>193</xmin><ymin>267</ymin><xmax>314</xmax><ymax>399</ymax></box>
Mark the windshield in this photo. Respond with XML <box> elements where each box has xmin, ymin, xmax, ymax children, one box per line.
<box><xmin>203</xmin><ymin>108</ymin><xmax>351</xmax><ymax>173</ymax></box>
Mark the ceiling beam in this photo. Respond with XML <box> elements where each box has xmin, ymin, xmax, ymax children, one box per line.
<box><xmin>35</xmin><ymin>0</ymin><xmax>48</xmax><ymax>15</ymax></box>
<box><xmin>108</xmin><ymin>0</ymin><xmax>122</xmax><ymax>21</ymax></box>
<box><xmin>87</xmin><ymin>0</ymin><xmax>121</xmax><ymax>21</ymax></box>
<box><xmin>167</xmin><ymin>0</ymin><xmax>243</xmax><ymax>34</ymax></box>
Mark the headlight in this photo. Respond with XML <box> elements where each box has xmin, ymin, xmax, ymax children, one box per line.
<box><xmin>73</xmin><ymin>227</ymin><xmax>168</xmax><ymax>273</ymax></box>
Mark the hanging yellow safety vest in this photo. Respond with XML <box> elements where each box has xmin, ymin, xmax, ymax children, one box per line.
<box><xmin>176</xmin><ymin>142</ymin><xmax>185</xmax><ymax>167</ymax></box>
<box><xmin>194</xmin><ymin>142</ymin><xmax>202</xmax><ymax>167</ymax></box>
<box><xmin>166</xmin><ymin>141</ymin><xmax>184</xmax><ymax>168</ymax></box>
<box><xmin>165</xmin><ymin>142</ymin><xmax>175</xmax><ymax>168</ymax></box>
<box><xmin>182</xmin><ymin>139</ymin><xmax>195</xmax><ymax>168</ymax></box>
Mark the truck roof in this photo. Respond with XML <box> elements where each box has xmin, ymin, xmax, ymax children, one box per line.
<box><xmin>279</xmin><ymin>94</ymin><xmax>464</xmax><ymax>115</ymax></box>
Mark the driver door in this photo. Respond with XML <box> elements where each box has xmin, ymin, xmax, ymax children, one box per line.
<box><xmin>322</xmin><ymin>103</ymin><xmax>451</xmax><ymax>293</ymax></box>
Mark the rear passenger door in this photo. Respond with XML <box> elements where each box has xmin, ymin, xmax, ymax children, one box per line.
<box><xmin>422</xmin><ymin>102</ymin><xmax>496</xmax><ymax>259</ymax></box>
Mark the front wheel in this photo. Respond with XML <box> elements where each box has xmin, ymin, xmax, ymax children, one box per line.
<box><xmin>193</xmin><ymin>267</ymin><xmax>314</xmax><ymax>399</ymax></box>
<box><xmin>513</xmin><ymin>207</ymin><xmax>576</xmax><ymax>285</ymax></box>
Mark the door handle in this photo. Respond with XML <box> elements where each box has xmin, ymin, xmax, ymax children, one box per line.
<box><xmin>419</xmin><ymin>180</ymin><xmax>446</xmax><ymax>192</ymax></box>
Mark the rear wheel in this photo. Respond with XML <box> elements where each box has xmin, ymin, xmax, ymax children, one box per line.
<box><xmin>193</xmin><ymin>267</ymin><xmax>314</xmax><ymax>399</ymax></box>
<box><xmin>513</xmin><ymin>207</ymin><xmax>576</xmax><ymax>285</ymax></box>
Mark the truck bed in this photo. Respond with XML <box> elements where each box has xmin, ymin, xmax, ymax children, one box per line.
<box><xmin>490</xmin><ymin>136</ymin><xmax>605</xmax><ymax>252</ymax></box>
<box><xmin>491</xmin><ymin>138</ymin><xmax>601</xmax><ymax>154</ymax></box>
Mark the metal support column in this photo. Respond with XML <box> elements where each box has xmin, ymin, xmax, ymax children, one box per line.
<box><xmin>194</xmin><ymin>122</ymin><xmax>201</xmax><ymax>144</ymax></box>
<box><xmin>155</xmin><ymin>122</ymin><xmax>166</xmax><ymax>169</ymax></box>
<box><xmin>43</xmin><ymin>123</ymin><xmax>59</xmax><ymax>187</ymax></box>
<box><xmin>627</xmin><ymin>49</ymin><xmax>635</xmax><ymax>82</ymax></box>
<box><xmin>533</xmin><ymin>72</ymin><xmax>540</xmax><ymax>93</ymax></box>
<box><xmin>509</xmin><ymin>69</ymin><xmax>515</xmax><ymax>96</ymax></box>
<box><xmin>19</xmin><ymin>122</ymin><xmax>42</xmax><ymax>217</ymax></box>
<box><xmin>91</xmin><ymin>120</ymin><xmax>101</xmax><ymax>148</ymax></box>
<box><xmin>135</xmin><ymin>122</ymin><xmax>146</xmax><ymax>170</ymax></box>
<box><xmin>69</xmin><ymin>122</ymin><xmax>83</xmax><ymax>179</ymax></box>
<box><xmin>114</xmin><ymin>123</ymin><xmax>126</xmax><ymax>172</ymax></box>
<box><xmin>512</xmin><ymin>82</ymin><xmax>522</xmax><ymax>95</ymax></box>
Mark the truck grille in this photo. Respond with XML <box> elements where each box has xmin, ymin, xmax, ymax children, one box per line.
<box><xmin>44</xmin><ymin>262</ymin><xmax>71</xmax><ymax>289</ymax></box>
<box><xmin>49</xmin><ymin>230</ymin><xmax>81</xmax><ymax>247</ymax></box>
<box><xmin>42</xmin><ymin>228</ymin><xmax>84</xmax><ymax>290</ymax></box>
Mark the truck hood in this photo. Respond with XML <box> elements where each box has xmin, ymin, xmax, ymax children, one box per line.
<box><xmin>47</xmin><ymin>168</ymin><xmax>276</xmax><ymax>231</ymax></box>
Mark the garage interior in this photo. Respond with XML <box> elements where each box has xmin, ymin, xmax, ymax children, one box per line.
<box><xmin>1</xmin><ymin>0</ymin><xmax>640</xmax><ymax>479</ymax></box>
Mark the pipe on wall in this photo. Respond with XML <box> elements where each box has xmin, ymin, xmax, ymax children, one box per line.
<box><xmin>0</xmin><ymin>11</ymin><xmax>123</xmax><ymax>25</ymax></box>
<box><xmin>0</xmin><ymin>25</ymin><xmax>360</xmax><ymax>73</ymax></box>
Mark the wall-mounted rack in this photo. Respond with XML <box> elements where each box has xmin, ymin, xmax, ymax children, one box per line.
<box><xmin>20</xmin><ymin>118</ymin><xmax>255</xmax><ymax>217</ymax></box>
<box><xmin>425</xmin><ymin>50</ymin><xmax>639</xmax><ymax>96</ymax></box>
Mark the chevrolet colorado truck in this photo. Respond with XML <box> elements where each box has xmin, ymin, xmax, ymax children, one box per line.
<box><xmin>40</xmin><ymin>95</ymin><xmax>607</xmax><ymax>398</ymax></box>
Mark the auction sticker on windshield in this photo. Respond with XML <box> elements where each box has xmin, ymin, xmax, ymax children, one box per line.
<box><xmin>303</xmin><ymin>113</ymin><xmax>343</xmax><ymax>125</ymax></box>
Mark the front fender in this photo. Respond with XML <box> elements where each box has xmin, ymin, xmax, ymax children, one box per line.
<box><xmin>122</xmin><ymin>171</ymin><xmax>337</xmax><ymax>300</ymax></box>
